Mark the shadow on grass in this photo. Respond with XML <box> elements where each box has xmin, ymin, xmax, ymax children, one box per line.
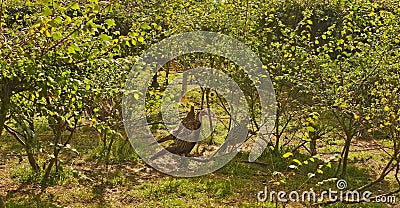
<box><xmin>4</xmin><ymin>182</ymin><xmax>58</xmax><ymax>208</ymax></box>
<box><xmin>5</xmin><ymin>195</ymin><xmax>59</xmax><ymax>208</ymax></box>
<box><xmin>1</xmin><ymin>146</ymin><xmax>396</xmax><ymax>207</ymax></box>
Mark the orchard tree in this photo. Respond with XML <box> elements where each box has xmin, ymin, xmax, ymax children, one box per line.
<box><xmin>0</xmin><ymin>0</ymin><xmax>134</xmax><ymax>180</ymax></box>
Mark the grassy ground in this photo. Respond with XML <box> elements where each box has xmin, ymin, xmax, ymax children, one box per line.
<box><xmin>0</xmin><ymin>127</ymin><xmax>399</xmax><ymax>207</ymax></box>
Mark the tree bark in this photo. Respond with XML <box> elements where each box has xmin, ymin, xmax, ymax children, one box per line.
<box><xmin>26</xmin><ymin>145</ymin><xmax>40</xmax><ymax>172</ymax></box>
<box><xmin>26</xmin><ymin>120</ymin><xmax>40</xmax><ymax>172</ymax></box>
<box><xmin>310</xmin><ymin>133</ymin><xmax>317</xmax><ymax>156</ymax></box>
<box><xmin>42</xmin><ymin>118</ymin><xmax>63</xmax><ymax>183</ymax></box>
<box><xmin>0</xmin><ymin>196</ymin><xmax>5</xmax><ymax>208</ymax></box>
<box><xmin>0</xmin><ymin>93</ymin><xmax>10</xmax><ymax>137</ymax></box>
<box><xmin>341</xmin><ymin>132</ymin><xmax>353</xmax><ymax>177</ymax></box>
<box><xmin>4</xmin><ymin>124</ymin><xmax>40</xmax><ymax>172</ymax></box>
<box><xmin>274</xmin><ymin>103</ymin><xmax>280</xmax><ymax>154</ymax></box>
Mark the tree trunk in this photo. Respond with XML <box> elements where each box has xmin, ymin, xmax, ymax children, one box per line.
<box><xmin>4</xmin><ymin>122</ymin><xmax>40</xmax><ymax>172</ymax></box>
<box><xmin>106</xmin><ymin>133</ymin><xmax>115</xmax><ymax>162</ymax></box>
<box><xmin>341</xmin><ymin>133</ymin><xmax>353</xmax><ymax>177</ymax></box>
<box><xmin>0</xmin><ymin>196</ymin><xmax>5</xmax><ymax>208</ymax></box>
<box><xmin>42</xmin><ymin>120</ymin><xmax>62</xmax><ymax>183</ymax></box>
<box><xmin>26</xmin><ymin>120</ymin><xmax>40</xmax><ymax>172</ymax></box>
<box><xmin>42</xmin><ymin>157</ymin><xmax>55</xmax><ymax>184</ymax></box>
<box><xmin>310</xmin><ymin>136</ymin><xmax>317</xmax><ymax>156</ymax></box>
<box><xmin>310</xmin><ymin>130</ymin><xmax>318</xmax><ymax>156</ymax></box>
<box><xmin>43</xmin><ymin>140</ymin><xmax>61</xmax><ymax>183</ymax></box>
<box><xmin>26</xmin><ymin>145</ymin><xmax>40</xmax><ymax>172</ymax></box>
<box><xmin>151</xmin><ymin>72</ymin><xmax>159</xmax><ymax>89</ymax></box>
<box><xmin>0</xmin><ymin>93</ymin><xmax>10</xmax><ymax>137</ymax></box>
<box><xmin>274</xmin><ymin>105</ymin><xmax>280</xmax><ymax>154</ymax></box>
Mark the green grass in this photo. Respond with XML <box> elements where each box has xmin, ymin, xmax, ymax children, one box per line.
<box><xmin>1</xmin><ymin>122</ymin><xmax>399</xmax><ymax>207</ymax></box>
<box><xmin>2</xmin><ymin>150</ymin><xmax>398</xmax><ymax>207</ymax></box>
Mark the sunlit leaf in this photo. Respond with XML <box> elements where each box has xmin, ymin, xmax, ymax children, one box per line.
<box><xmin>283</xmin><ymin>152</ymin><xmax>294</xmax><ymax>158</ymax></box>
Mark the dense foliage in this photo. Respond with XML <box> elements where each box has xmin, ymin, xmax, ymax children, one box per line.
<box><xmin>1</xmin><ymin>0</ymin><xmax>399</xmax><ymax>206</ymax></box>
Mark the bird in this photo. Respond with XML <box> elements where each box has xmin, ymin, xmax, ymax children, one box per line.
<box><xmin>150</xmin><ymin>107</ymin><xmax>207</xmax><ymax>160</ymax></box>
<box><xmin>152</xmin><ymin>105</ymin><xmax>196</xmax><ymax>144</ymax></box>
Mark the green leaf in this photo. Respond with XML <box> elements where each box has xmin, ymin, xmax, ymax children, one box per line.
<box><xmin>105</xmin><ymin>19</ymin><xmax>116</xmax><ymax>27</ymax></box>
<box><xmin>45</xmin><ymin>30</ymin><xmax>51</xmax><ymax>37</ymax></box>
<box><xmin>307</xmin><ymin>126</ymin><xmax>315</xmax><ymax>132</ymax></box>
<box><xmin>52</xmin><ymin>32</ymin><xmax>62</xmax><ymax>41</ymax></box>
<box><xmin>292</xmin><ymin>159</ymin><xmax>302</xmax><ymax>166</ymax></box>
<box><xmin>283</xmin><ymin>152</ymin><xmax>293</xmax><ymax>158</ymax></box>
<box><xmin>326</xmin><ymin>162</ymin><xmax>332</xmax><ymax>168</ymax></box>
<box><xmin>99</xmin><ymin>34</ymin><xmax>112</xmax><ymax>41</ymax></box>
<box><xmin>141</xmin><ymin>23</ymin><xmax>151</xmax><ymax>30</ymax></box>
<box><xmin>71</xmin><ymin>3</ymin><xmax>80</xmax><ymax>10</ymax></box>
<box><xmin>67</xmin><ymin>46</ymin><xmax>76</xmax><ymax>54</ymax></box>
<box><xmin>54</xmin><ymin>17</ymin><xmax>63</xmax><ymax>24</ymax></box>
<box><xmin>96</xmin><ymin>125</ymin><xmax>102</xmax><ymax>133</ymax></box>
<box><xmin>138</xmin><ymin>36</ymin><xmax>145</xmax><ymax>43</ymax></box>
<box><xmin>42</xmin><ymin>7</ymin><xmax>52</xmax><ymax>16</ymax></box>
<box><xmin>134</xmin><ymin>94</ymin><xmax>139</xmax><ymax>100</ymax></box>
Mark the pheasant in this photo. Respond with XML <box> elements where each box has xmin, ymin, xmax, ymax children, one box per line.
<box><xmin>153</xmin><ymin>105</ymin><xmax>196</xmax><ymax>144</ymax></box>
<box><xmin>150</xmin><ymin>107</ymin><xmax>207</xmax><ymax>159</ymax></box>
